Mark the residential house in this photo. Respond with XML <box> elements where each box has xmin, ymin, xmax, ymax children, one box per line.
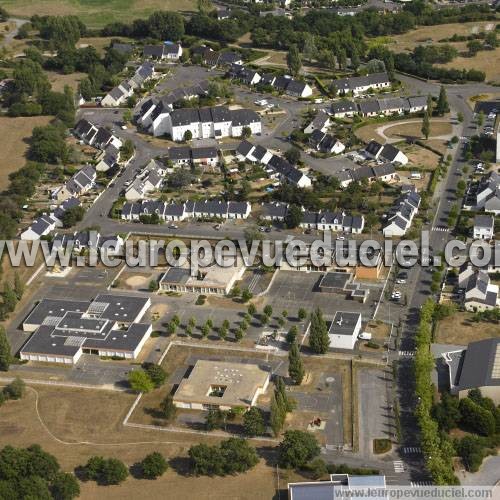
<box><xmin>191</xmin><ymin>146</ymin><xmax>219</xmax><ymax>167</ymax></box>
<box><xmin>331</xmin><ymin>100</ymin><xmax>358</xmax><ymax>118</ymax></box>
<box><xmin>473</xmin><ymin>214</ymin><xmax>495</xmax><ymax>240</ymax></box>
<box><xmin>471</xmin><ymin>172</ymin><xmax>500</xmax><ymax>215</ymax></box>
<box><xmin>299</xmin><ymin>210</ymin><xmax>364</xmax><ymax>233</ymax></box>
<box><xmin>365</xmin><ymin>140</ymin><xmax>408</xmax><ymax>165</ymax></box>
<box><xmin>52</xmin><ymin>165</ymin><xmax>96</xmax><ymax>202</ymax></box>
<box><xmin>96</xmin><ymin>144</ymin><xmax>120</xmax><ymax>172</ymax></box>
<box><xmin>309</xmin><ymin>130</ymin><xmax>345</xmax><ymax>154</ymax></box>
<box><xmin>20</xmin><ymin>215</ymin><xmax>58</xmax><ymax>241</ymax></box>
<box><xmin>261</xmin><ymin>202</ymin><xmax>288</xmax><ymax>222</ymax></box>
<box><xmin>168</xmin><ymin>146</ymin><xmax>192</xmax><ymax>167</ymax></box>
<box><xmin>143</xmin><ymin>43</ymin><xmax>182</xmax><ymax>60</ymax></box>
<box><xmin>462</xmin><ymin>269</ymin><xmax>499</xmax><ymax>312</ymax></box>
<box><xmin>304</xmin><ymin>110</ymin><xmax>330</xmax><ymax>134</ymax></box>
<box><xmin>331</xmin><ymin>72</ymin><xmax>391</xmax><ymax>96</ymax></box>
<box><xmin>382</xmin><ymin>190</ymin><xmax>421</xmax><ymax>237</ymax></box>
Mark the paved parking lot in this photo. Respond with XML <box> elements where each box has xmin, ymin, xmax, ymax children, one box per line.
<box><xmin>358</xmin><ymin>368</ymin><xmax>394</xmax><ymax>458</ymax></box>
<box><xmin>265</xmin><ymin>270</ymin><xmax>381</xmax><ymax>321</ymax></box>
<box><xmin>294</xmin><ymin>372</ymin><xmax>343</xmax><ymax>446</ymax></box>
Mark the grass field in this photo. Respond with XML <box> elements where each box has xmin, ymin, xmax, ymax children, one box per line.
<box><xmin>386</xmin><ymin>21</ymin><xmax>496</xmax><ymax>52</ymax></box>
<box><xmin>0</xmin><ymin>115</ymin><xmax>52</xmax><ymax>190</ymax></box>
<box><xmin>435</xmin><ymin>312</ymin><xmax>500</xmax><ymax>345</ymax></box>
<box><xmin>436</xmin><ymin>47</ymin><xmax>500</xmax><ymax>83</ymax></box>
<box><xmin>2</xmin><ymin>0</ymin><xmax>197</xmax><ymax>28</ymax></box>
<box><xmin>0</xmin><ymin>384</ymin><xmax>307</xmax><ymax>499</ymax></box>
<box><xmin>355</xmin><ymin>119</ymin><xmax>452</xmax><ymax>145</ymax></box>
<box><xmin>46</xmin><ymin>71</ymin><xmax>86</xmax><ymax>92</ymax></box>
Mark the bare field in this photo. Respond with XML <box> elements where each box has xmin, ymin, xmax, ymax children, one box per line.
<box><xmin>435</xmin><ymin>312</ymin><xmax>500</xmax><ymax>345</ymax></box>
<box><xmin>2</xmin><ymin>0</ymin><xmax>197</xmax><ymax>28</ymax></box>
<box><xmin>386</xmin><ymin>21</ymin><xmax>496</xmax><ymax>51</ymax></box>
<box><xmin>46</xmin><ymin>71</ymin><xmax>86</xmax><ymax>92</ymax></box>
<box><xmin>0</xmin><ymin>115</ymin><xmax>52</xmax><ymax>190</ymax></box>
<box><xmin>401</xmin><ymin>144</ymin><xmax>441</xmax><ymax>170</ymax></box>
<box><xmin>0</xmin><ymin>384</ymin><xmax>309</xmax><ymax>499</ymax></box>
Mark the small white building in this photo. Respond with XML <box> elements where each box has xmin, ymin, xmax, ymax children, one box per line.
<box><xmin>328</xmin><ymin>312</ymin><xmax>362</xmax><ymax>350</ymax></box>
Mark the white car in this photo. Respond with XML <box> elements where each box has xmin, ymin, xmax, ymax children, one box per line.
<box><xmin>358</xmin><ymin>332</ymin><xmax>372</xmax><ymax>341</ymax></box>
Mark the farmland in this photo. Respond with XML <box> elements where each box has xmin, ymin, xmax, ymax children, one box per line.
<box><xmin>1</xmin><ymin>0</ymin><xmax>197</xmax><ymax>28</ymax></box>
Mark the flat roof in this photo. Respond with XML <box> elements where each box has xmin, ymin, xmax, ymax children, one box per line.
<box><xmin>319</xmin><ymin>272</ymin><xmax>352</xmax><ymax>290</ymax></box>
<box><xmin>328</xmin><ymin>312</ymin><xmax>361</xmax><ymax>337</ymax></box>
<box><xmin>173</xmin><ymin>360</ymin><xmax>270</xmax><ymax>407</ymax></box>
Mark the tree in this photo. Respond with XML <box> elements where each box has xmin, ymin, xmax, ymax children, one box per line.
<box><xmin>457</xmin><ymin>112</ymin><xmax>464</xmax><ymax>123</ymax></box>
<box><xmin>120</xmin><ymin>138</ymin><xmax>134</xmax><ymax>160</ymax></box>
<box><xmin>183</xmin><ymin>130</ymin><xmax>193</xmax><ymax>142</ymax></box>
<box><xmin>61</xmin><ymin>205</ymin><xmax>85</xmax><ymax>228</ymax></box>
<box><xmin>248</xmin><ymin>304</ymin><xmax>256</xmax><ymax>316</ymax></box>
<box><xmin>143</xmin><ymin>363</ymin><xmax>167</xmax><ymax>387</ymax></box>
<box><xmin>241</xmin><ymin>288</ymin><xmax>253</xmax><ymax>303</ymax></box>
<box><xmin>219</xmin><ymin>438</ymin><xmax>258</xmax><ymax>474</ymax></box>
<box><xmin>234</xmin><ymin>327</ymin><xmax>243</xmax><ymax>342</ymax></box>
<box><xmin>82</xmin><ymin>456</ymin><xmax>128</xmax><ymax>485</ymax></box>
<box><xmin>285</xmin><ymin>147</ymin><xmax>301</xmax><ymax>165</ymax></box>
<box><xmin>287</xmin><ymin>44</ymin><xmax>302</xmax><ymax>77</ymax></box>
<box><xmin>286</xmin><ymin>325</ymin><xmax>298</xmax><ymax>344</ymax></box>
<box><xmin>140</xmin><ymin>452</ymin><xmax>168</xmax><ymax>479</ymax></box>
<box><xmin>278</xmin><ymin>430</ymin><xmax>320</xmax><ymax>469</ymax></box>
<box><xmin>288</xmin><ymin>342</ymin><xmax>305</xmax><ymax>385</ymax></box>
<box><xmin>270</xmin><ymin>393</ymin><xmax>283</xmax><ymax>437</ymax></box>
<box><xmin>218</xmin><ymin>325</ymin><xmax>227</xmax><ymax>341</ymax></box>
<box><xmin>459</xmin><ymin>397</ymin><xmax>495</xmax><ymax>436</ymax></box>
<box><xmin>309</xmin><ymin>308</ymin><xmax>330</xmax><ymax>354</ymax></box>
<box><xmin>3</xmin><ymin>282</ymin><xmax>17</xmax><ymax>314</ymax></box>
<box><xmin>51</xmin><ymin>472</ymin><xmax>80</xmax><ymax>500</ymax></box>
<box><xmin>243</xmin><ymin>407</ymin><xmax>266</xmax><ymax>437</ymax></box>
<box><xmin>123</xmin><ymin>108</ymin><xmax>132</xmax><ymax>123</ymax></box>
<box><xmin>128</xmin><ymin>370</ymin><xmax>154</xmax><ymax>393</ymax></box>
<box><xmin>147</xmin><ymin>11</ymin><xmax>185</xmax><ymax>40</ymax></box>
<box><xmin>159</xmin><ymin>394</ymin><xmax>177</xmax><ymax>421</ymax></box>
<box><xmin>3</xmin><ymin>377</ymin><xmax>25</xmax><ymax>400</ymax></box>
<box><xmin>263</xmin><ymin>305</ymin><xmax>273</xmax><ymax>318</ymax></box>
<box><xmin>421</xmin><ymin>110</ymin><xmax>430</xmax><ymax>140</ymax></box>
<box><xmin>0</xmin><ymin>326</ymin><xmax>11</xmax><ymax>371</ymax></box>
<box><xmin>476</xmin><ymin>110</ymin><xmax>485</xmax><ymax>128</ymax></box>
<box><xmin>205</xmin><ymin>409</ymin><xmax>227</xmax><ymax>431</ymax></box>
<box><xmin>188</xmin><ymin>443</ymin><xmax>225</xmax><ymax>476</ymax></box>
<box><xmin>241</xmin><ymin>126</ymin><xmax>251</xmax><ymax>139</ymax></box>
<box><xmin>456</xmin><ymin>436</ymin><xmax>485</xmax><ymax>472</ymax></box>
<box><xmin>29</xmin><ymin>125</ymin><xmax>68</xmax><ymax>164</ymax></box>
<box><xmin>13</xmin><ymin>273</ymin><xmax>24</xmax><ymax>301</ymax></box>
<box><xmin>302</xmin><ymin>34</ymin><xmax>317</xmax><ymax>63</ymax></box>
<box><xmin>436</xmin><ymin>86</ymin><xmax>449</xmax><ymax>116</ymax></box>
<box><xmin>285</xmin><ymin>204</ymin><xmax>303</xmax><ymax>229</ymax></box>
<box><xmin>298</xmin><ymin>308</ymin><xmax>307</xmax><ymax>321</ymax></box>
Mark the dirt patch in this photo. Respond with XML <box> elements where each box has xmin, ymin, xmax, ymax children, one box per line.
<box><xmin>0</xmin><ymin>115</ymin><xmax>52</xmax><ymax>190</ymax></box>
<box><xmin>125</xmin><ymin>275</ymin><xmax>150</xmax><ymax>288</ymax></box>
<box><xmin>401</xmin><ymin>144</ymin><xmax>441</xmax><ymax>170</ymax></box>
<box><xmin>435</xmin><ymin>311</ymin><xmax>500</xmax><ymax>345</ymax></box>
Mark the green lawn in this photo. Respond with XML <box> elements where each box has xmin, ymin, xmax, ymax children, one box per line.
<box><xmin>3</xmin><ymin>0</ymin><xmax>196</xmax><ymax>28</ymax></box>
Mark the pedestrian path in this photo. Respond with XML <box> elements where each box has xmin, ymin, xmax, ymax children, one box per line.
<box><xmin>393</xmin><ymin>460</ymin><xmax>405</xmax><ymax>473</ymax></box>
<box><xmin>399</xmin><ymin>351</ymin><xmax>416</xmax><ymax>357</ymax></box>
<box><xmin>402</xmin><ymin>446</ymin><xmax>422</xmax><ymax>454</ymax></box>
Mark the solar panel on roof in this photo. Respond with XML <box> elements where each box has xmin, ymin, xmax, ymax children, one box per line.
<box><xmin>87</xmin><ymin>301</ymin><xmax>108</xmax><ymax>314</ymax></box>
<box><xmin>42</xmin><ymin>316</ymin><xmax>62</xmax><ymax>326</ymax></box>
<box><xmin>64</xmin><ymin>336</ymin><xmax>86</xmax><ymax>347</ymax></box>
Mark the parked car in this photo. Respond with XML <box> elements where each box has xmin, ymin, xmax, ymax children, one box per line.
<box><xmin>358</xmin><ymin>332</ymin><xmax>372</xmax><ymax>340</ymax></box>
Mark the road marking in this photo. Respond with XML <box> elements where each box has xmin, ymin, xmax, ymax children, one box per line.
<box><xmin>393</xmin><ymin>460</ymin><xmax>405</xmax><ymax>473</ymax></box>
<box><xmin>411</xmin><ymin>482</ymin><xmax>433</xmax><ymax>487</ymax></box>
<box><xmin>431</xmin><ymin>226</ymin><xmax>449</xmax><ymax>232</ymax></box>
<box><xmin>398</xmin><ymin>351</ymin><xmax>416</xmax><ymax>357</ymax></box>
<box><xmin>402</xmin><ymin>446</ymin><xmax>422</xmax><ymax>454</ymax></box>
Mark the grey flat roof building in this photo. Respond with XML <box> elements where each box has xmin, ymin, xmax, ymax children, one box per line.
<box><xmin>328</xmin><ymin>311</ymin><xmax>362</xmax><ymax>337</ymax></box>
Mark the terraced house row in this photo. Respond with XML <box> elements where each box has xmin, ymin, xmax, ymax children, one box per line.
<box><xmin>121</xmin><ymin>199</ymin><xmax>252</xmax><ymax>221</ymax></box>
